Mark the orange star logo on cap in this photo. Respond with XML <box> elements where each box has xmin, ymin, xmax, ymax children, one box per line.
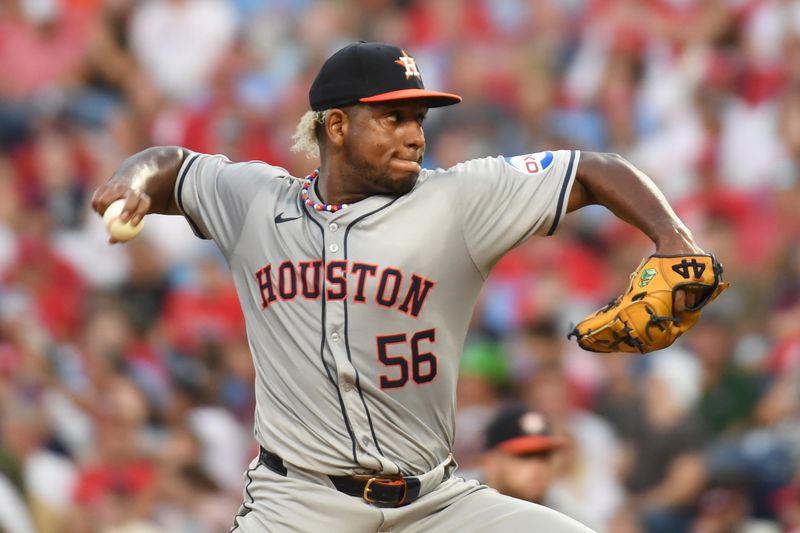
<box><xmin>395</xmin><ymin>50</ymin><xmax>421</xmax><ymax>80</ymax></box>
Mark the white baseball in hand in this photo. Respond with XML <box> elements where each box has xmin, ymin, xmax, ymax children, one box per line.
<box><xmin>103</xmin><ymin>199</ymin><xmax>144</xmax><ymax>241</ymax></box>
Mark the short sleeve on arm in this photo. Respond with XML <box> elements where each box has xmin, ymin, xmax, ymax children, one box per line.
<box><xmin>174</xmin><ymin>151</ymin><xmax>286</xmax><ymax>254</ymax></box>
<box><xmin>456</xmin><ymin>150</ymin><xmax>579</xmax><ymax>276</ymax></box>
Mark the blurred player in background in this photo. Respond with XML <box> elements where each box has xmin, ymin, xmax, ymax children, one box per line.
<box><xmin>483</xmin><ymin>404</ymin><xmax>596</xmax><ymax>530</ymax></box>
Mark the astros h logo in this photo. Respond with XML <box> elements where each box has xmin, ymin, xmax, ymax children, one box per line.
<box><xmin>395</xmin><ymin>50</ymin><xmax>421</xmax><ymax>80</ymax></box>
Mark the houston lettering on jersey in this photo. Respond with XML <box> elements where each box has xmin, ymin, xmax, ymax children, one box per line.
<box><xmin>254</xmin><ymin>261</ymin><xmax>435</xmax><ymax>318</ymax></box>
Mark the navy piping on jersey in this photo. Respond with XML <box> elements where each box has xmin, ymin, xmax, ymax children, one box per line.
<box><xmin>175</xmin><ymin>153</ymin><xmax>208</xmax><ymax>239</ymax></box>
<box><xmin>546</xmin><ymin>149</ymin><xmax>576</xmax><ymax>236</ymax></box>
<box><xmin>303</xmin><ymin>203</ymin><xmax>359</xmax><ymax>464</ymax></box>
<box><xmin>229</xmin><ymin>462</ymin><xmax>260</xmax><ymax>532</ymax></box>
<box><xmin>343</xmin><ymin>198</ymin><xmax>401</xmax><ymax>456</ymax></box>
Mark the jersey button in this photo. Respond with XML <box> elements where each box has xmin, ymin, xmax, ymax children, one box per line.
<box><xmin>328</xmin><ymin>223</ymin><xmax>339</xmax><ymax>232</ymax></box>
<box><xmin>342</xmin><ymin>383</ymin><xmax>353</xmax><ymax>392</ymax></box>
<box><xmin>361</xmin><ymin>436</ymin><xmax>371</xmax><ymax>447</ymax></box>
<box><xmin>330</xmin><ymin>332</ymin><xmax>340</xmax><ymax>342</ymax></box>
<box><xmin>329</xmin><ymin>243</ymin><xmax>340</xmax><ymax>253</ymax></box>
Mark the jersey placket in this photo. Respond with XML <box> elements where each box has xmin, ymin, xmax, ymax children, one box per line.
<box><xmin>314</xmin><ymin>207</ymin><xmax>400</xmax><ymax>474</ymax></box>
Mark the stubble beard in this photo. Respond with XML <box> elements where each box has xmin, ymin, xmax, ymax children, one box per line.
<box><xmin>344</xmin><ymin>143</ymin><xmax>419</xmax><ymax>197</ymax></box>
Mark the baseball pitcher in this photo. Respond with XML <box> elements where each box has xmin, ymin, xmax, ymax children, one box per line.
<box><xmin>91</xmin><ymin>42</ymin><xmax>727</xmax><ymax>532</ymax></box>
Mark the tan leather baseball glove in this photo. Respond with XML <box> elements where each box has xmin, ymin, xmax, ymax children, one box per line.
<box><xmin>569</xmin><ymin>254</ymin><xmax>730</xmax><ymax>354</ymax></box>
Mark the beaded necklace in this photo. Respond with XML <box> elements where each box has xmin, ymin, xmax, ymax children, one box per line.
<box><xmin>301</xmin><ymin>169</ymin><xmax>349</xmax><ymax>212</ymax></box>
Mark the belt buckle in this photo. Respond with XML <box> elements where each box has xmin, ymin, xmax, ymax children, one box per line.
<box><xmin>363</xmin><ymin>477</ymin><xmax>408</xmax><ymax>506</ymax></box>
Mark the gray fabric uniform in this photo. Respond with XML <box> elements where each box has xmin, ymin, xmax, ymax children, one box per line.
<box><xmin>175</xmin><ymin>149</ymin><xmax>594</xmax><ymax>532</ymax></box>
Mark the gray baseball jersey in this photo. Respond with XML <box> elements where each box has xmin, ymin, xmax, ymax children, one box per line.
<box><xmin>175</xmin><ymin>149</ymin><xmax>579</xmax><ymax>477</ymax></box>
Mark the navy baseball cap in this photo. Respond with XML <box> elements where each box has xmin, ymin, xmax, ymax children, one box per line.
<box><xmin>309</xmin><ymin>42</ymin><xmax>462</xmax><ymax>111</ymax></box>
<box><xmin>485</xmin><ymin>405</ymin><xmax>564</xmax><ymax>455</ymax></box>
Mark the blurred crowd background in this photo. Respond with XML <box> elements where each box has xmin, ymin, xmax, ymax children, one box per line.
<box><xmin>0</xmin><ymin>0</ymin><xmax>799</xmax><ymax>532</ymax></box>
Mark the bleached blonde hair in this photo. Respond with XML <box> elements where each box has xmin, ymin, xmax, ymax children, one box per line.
<box><xmin>291</xmin><ymin>110</ymin><xmax>330</xmax><ymax>159</ymax></box>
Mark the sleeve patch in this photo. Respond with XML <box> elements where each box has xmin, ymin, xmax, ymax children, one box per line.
<box><xmin>503</xmin><ymin>151</ymin><xmax>554</xmax><ymax>174</ymax></box>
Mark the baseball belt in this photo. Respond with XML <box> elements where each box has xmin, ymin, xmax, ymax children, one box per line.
<box><xmin>259</xmin><ymin>447</ymin><xmax>454</xmax><ymax>508</ymax></box>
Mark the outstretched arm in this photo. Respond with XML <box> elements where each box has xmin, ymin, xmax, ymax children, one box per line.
<box><xmin>90</xmin><ymin>146</ymin><xmax>189</xmax><ymax>228</ymax></box>
<box><xmin>567</xmin><ymin>152</ymin><xmax>700</xmax><ymax>256</ymax></box>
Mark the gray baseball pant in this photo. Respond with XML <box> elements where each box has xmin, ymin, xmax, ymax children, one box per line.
<box><xmin>230</xmin><ymin>456</ymin><xmax>596</xmax><ymax>532</ymax></box>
